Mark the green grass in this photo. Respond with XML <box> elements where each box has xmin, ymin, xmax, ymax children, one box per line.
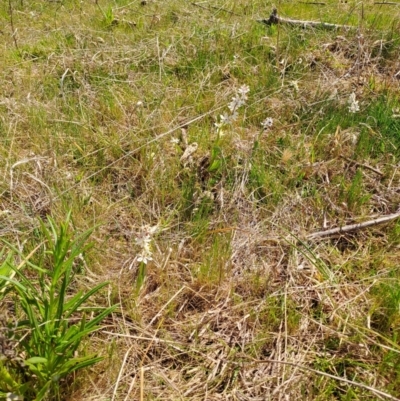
<box><xmin>1</xmin><ymin>0</ymin><xmax>400</xmax><ymax>399</ymax></box>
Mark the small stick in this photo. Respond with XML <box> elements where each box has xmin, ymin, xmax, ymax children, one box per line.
<box><xmin>299</xmin><ymin>1</ymin><xmax>326</xmax><ymax>4</ymax></box>
<box><xmin>340</xmin><ymin>156</ymin><xmax>384</xmax><ymax>176</ymax></box>
<box><xmin>307</xmin><ymin>210</ymin><xmax>400</xmax><ymax>240</ymax></box>
<box><xmin>259</xmin><ymin>8</ymin><xmax>354</xmax><ymax>30</ymax></box>
<box><xmin>8</xmin><ymin>0</ymin><xmax>20</xmax><ymax>53</ymax></box>
<box><xmin>374</xmin><ymin>1</ymin><xmax>400</xmax><ymax>4</ymax></box>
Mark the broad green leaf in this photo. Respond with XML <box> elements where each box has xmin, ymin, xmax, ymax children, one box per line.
<box><xmin>25</xmin><ymin>357</ymin><xmax>48</xmax><ymax>365</ymax></box>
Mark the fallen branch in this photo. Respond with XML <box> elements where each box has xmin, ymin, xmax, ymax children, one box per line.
<box><xmin>307</xmin><ymin>210</ymin><xmax>400</xmax><ymax>240</ymax></box>
<box><xmin>340</xmin><ymin>156</ymin><xmax>384</xmax><ymax>176</ymax></box>
<box><xmin>259</xmin><ymin>8</ymin><xmax>354</xmax><ymax>30</ymax></box>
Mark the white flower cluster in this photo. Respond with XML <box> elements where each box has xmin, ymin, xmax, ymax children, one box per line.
<box><xmin>134</xmin><ymin>224</ymin><xmax>158</xmax><ymax>265</ymax></box>
<box><xmin>215</xmin><ymin>84</ymin><xmax>250</xmax><ymax>130</ymax></box>
<box><xmin>348</xmin><ymin>92</ymin><xmax>360</xmax><ymax>113</ymax></box>
<box><xmin>261</xmin><ymin>117</ymin><xmax>273</xmax><ymax>130</ymax></box>
<box><xmin>228</xmin><ymin>84</ymin><xmax>250</xmax><ymax>114</ymax></box>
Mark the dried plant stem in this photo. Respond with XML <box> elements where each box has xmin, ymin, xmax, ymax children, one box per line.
<box><xmin>147</xmin><ymin>285</ymin><xmax>186</xmax><ymax>328</ymax></box>
<box><xmin>112</xmin><ymin>346</ymin><xmax>134</xmax><ymax>401</ymax></box>
<box><xmin>8</xmin><ymin>0</ymin><xmax>20</xmax><ymax>53</ymax></box>
<box><xmin>140</xmin><ymin>366</ymin><xmax>144</xmax><ymax>401</ymax></box>
<box><xmin>307</xmin><ymin>210</ymin><xmax>400</xmax><ymax>240</ymax></box>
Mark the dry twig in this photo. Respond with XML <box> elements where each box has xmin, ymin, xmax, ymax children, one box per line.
<box><xmin>259</xmin><ymin>8</ymin><xmax>354</xmax><ymax>30</ymax></box>
<box><xmin>8</xmin><ymin>0</ymin><xmax>20</xmax><ymax>53</ymax></box>
<box><xmin>307</xmin><ymin>210</ymin><xmax>400</xmax><ymax>240</ymax></box>
<box><xmin>340</xmin><ymin>156</ymin><xmax>384</xmax><ymax>176</ymax></box>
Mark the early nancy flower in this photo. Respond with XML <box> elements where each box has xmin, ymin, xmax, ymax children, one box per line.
<box><xmin>348</xmin><ymin>92</ymin><xmax>360</xmax><ymax>113</ymax></box>
<box><xmin>133</xmin><ymin>224</ymin><xmax>158</xmax><ymax>266</ymax></box>
<box><xmin>215</xmin><ymin>112</ymin><xmax>238</xmax><ymax>128</ymax></box>
<box><xmin>215</xmin><ymin>84</ymin><xmax>250</xmax><ymax>133</ymax></box>
<box><xmin>261</xmin><ymin>117</ymin><xmax>273</xmax><ymax>129</ymax></box>
<box><xmin>237</xmin><ymin>84</ymin><xmax>250</xmax><ymax>97</ymax></box>
<box><xmin>228</xmin><ymin>85</ymin><xmax>250</xmax><ymax>114</ymax></box>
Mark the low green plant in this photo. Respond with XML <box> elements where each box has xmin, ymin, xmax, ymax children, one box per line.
<box><xmin>0</xmin><ymin>213</ymin><xmax>116</xmax><ymax>401</ymax></box>
<box><xmin>101</xmin><ymin>5</ymin><xmax>116</xmax><ymax>28</ymax></box>
<box><xmin>344</xmin><ymin>168</ymin><xmax>371</xmax><ymax>212</ymax></box>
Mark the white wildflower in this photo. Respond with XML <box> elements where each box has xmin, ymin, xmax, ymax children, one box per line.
<box><xmin>220</xmin><ymin>113</ymin><xmax>231</xmax><ymax>125</ymax></box>
<box><xmin>228</xmin><ymin>97</ymin><xmax>244</xmax><ymax>113</ymax></box>
<box><xmin>216</xmin><ymin>84</ymin><xmax>250</xmax><ymax>133</ymax></box>
<box><xmin>215</xmin><ymin>112</ymin><xmax>237</xmax><ymax>132</ymax></box>
<box><xmin>133</xmin><ymin>224</ymin><xmax>158</xmax><ymax>266</ymax></box>
<box><xmin>237</xmin><ymin>84</ymin><xmax>250</xmax><ymax>96</ymax></box>
<box><xmin>137</xmin><ymin>252</ymin><xmax>153</xmax><ymax>264</ymax></box>
<box><xmin>289</xmin><ymin>80</ymin><xmax>299</xmax><ymax>91</ymax></box>
<box><xmin>228</xmin><ymin>86</ymin><xmax>249</xmax><ymax>113</ymax></box>
<box><xmin>135</xmin><ymin>234</ymin><xmax>150</xmax><ymax>248</ymax></box>
<box><xmin>221</xmin><ymin>112</ymin><xmax>238</xmax><ymax>125</ymax></box>
<box><xmin>348</xmin><ymin>92</ymin><xmax>359</xmax><ymax>113</ymax></box>
<box><xmin>261</xmin><ymin>117</ymin><xmax>273</xmax><ymax>129</ymax></box>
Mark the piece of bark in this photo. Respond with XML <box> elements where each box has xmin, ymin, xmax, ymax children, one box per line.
<box><xmin>259</xmin><ymin>8</ymin><xmax>354</xmax><ymax>30</ymax></box>
<box><xmin>307</xmin><ymin>210</ymin><xmax>400</xmax><ymax>240</ymax></box>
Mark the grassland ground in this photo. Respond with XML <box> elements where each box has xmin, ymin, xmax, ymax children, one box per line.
<box><xmin>1</xmin><ymin>0</ymin><xmax>400</xmax><ymax>399</ymax></box>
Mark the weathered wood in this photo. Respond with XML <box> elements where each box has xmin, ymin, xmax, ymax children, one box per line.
<box><xmin>259</xmin><ymin>8</ymin><xmax>354</xmax><ymax>30</ymax></box>
<box><xmin>307</xmin><ymin>210</ymin><xmax>400</xmax><ymax>240</ymax></box>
